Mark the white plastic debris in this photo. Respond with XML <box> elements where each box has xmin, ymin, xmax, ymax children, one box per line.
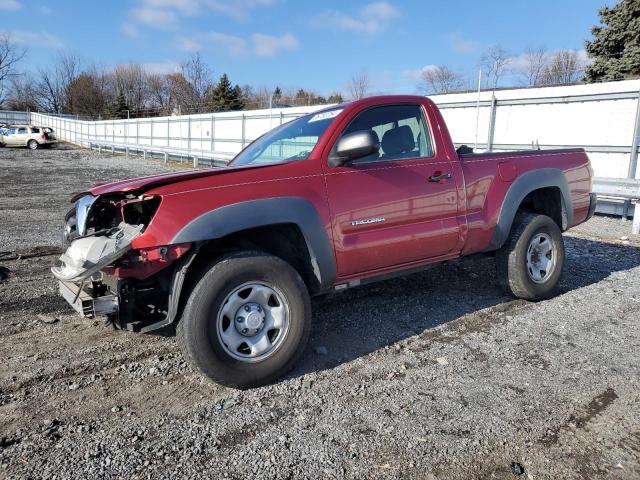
<box><xmin>51</xmin><ymin>223</ymin><xmax>143</xmax><ymax>282</ymax></box>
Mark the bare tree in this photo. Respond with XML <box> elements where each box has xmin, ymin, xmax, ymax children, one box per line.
<box><xmin>5</xmin><ymin>75</ymin><xmax>38</xmax><ymax>111</ymax></box>
<box><xmin>480</xmin><ymin>46</ymin><xmax>512</xmax><ymax>89</ymax></box>
<box><xmin>111</xmin><ymin>64</ymin><xmax>148</xmax><ymax>114</ymax></box>
<box><xmin>166</xmin><ymin>72</ymin><xmax>197</xmax><ymax>114</ymax></box>
<box><xmin>540</xmin><ymin>50</ymin><xmax>585</xmax><ymax>86</ymax></box>
<box><xmin>518</xmin><ymin>47</ymin><xmax>549</xmax><ymax>86</ymax></box>
<box><xmin>419</xmin><ymin>65</ymin><xmax>467</xmax><ymax>94</ymax></box>
<box><xmin>146</xmin><ymin>73</ymin><xmax>171</xmax><ymax>114</ymax></box>
<box><xmin>348</xmin><ymin>71</ymin><xmax>370</xmax><ymax>100</ymax></box>
<box><xmin>35</xmin><ymin>53</ymin><xmax>81</xmax><ymax>113</ymax></box>
<box><xmin>66</xmin><ymin>69</ymin><xmax>111</xmax><ymax>118</ymax></box>
<box><xmin>252</xmin><ymin>86</ymin><xmax>274</xmax><ymax>109</ymax></box>
<box><xmin>179</xmin><ymin>52</ymin><xmax>213</xmax><ymax>112</ymax></box>
<box><xmin>0</xmin><ymin>34</ymin><xmax>27</xmax><ymax>106</ymax></box>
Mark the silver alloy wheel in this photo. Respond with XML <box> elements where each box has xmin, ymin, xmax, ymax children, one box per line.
<box><xmin>216</xmin><ymin>282</ymin><xmax>290</xmax><ymax>362</ymax></box>
<box><xmin>526</xmin><ymin>232</ymin><xmax>556</xmax><ymax>284</ymax></box>
<box><xmin>28</xmin><ymin>140</ymin><xmax>38</xmax><ymax>150</ymax></box>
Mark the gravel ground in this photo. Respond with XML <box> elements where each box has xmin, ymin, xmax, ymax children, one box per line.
<box><xmin>1</xmin><ymin>145</ymin><xmax>639</xmax><ymax>479</ymax></box>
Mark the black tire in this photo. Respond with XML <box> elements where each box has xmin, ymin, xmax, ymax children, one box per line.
<box><xmin>495</xmin><ymin>213</ymin><xmax>565</xmax><ymax>301</ymax></box>
<box><xmin>27</xmin><ymin>139</ymin><xmax>38</xmax><ymax>150</ymax></box>
<box><xmin>177</xmin><ymin>251</ymin><xmax>311</xmax><ymax>389</ymax></box>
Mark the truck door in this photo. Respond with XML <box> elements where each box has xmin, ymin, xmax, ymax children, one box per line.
<box><xmin>324</xmin><ymin>104</ymin><xmax>460</xmax><ymax>277</ymax></box>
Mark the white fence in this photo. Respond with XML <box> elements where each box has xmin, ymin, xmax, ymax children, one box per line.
<box><xmin>0</xmin><ymin>110</ymin><xmax>29</xmax><ymax>125</ymax></box>
<box><xmin>30</xmin><ymin>105</ymin><xmax>328</xmax><ymax>166</ymax></box>
<box><xmin>430</xmin><ymin>80</ymin><xmax>640</xmax><ymax>218</ymax></box>
<box><xmin>431</xmin><ymin>80</ymin><xmax>640</xmax><ymax>182</ymax></box>
<box><xmin>23</xmin><ymin>79</ymin><xmax>640</xmax><ymax>216</ymax></box>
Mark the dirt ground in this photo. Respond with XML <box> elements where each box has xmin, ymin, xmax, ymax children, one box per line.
<box><xmin>1</xmin><ymin>145</ymin><xmax>639</xmax><ymax>479</ymax></box>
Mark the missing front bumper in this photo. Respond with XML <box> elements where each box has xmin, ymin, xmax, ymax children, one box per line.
<box><xmin>59</xmin><ymin>280</ymin><xmax>118</xmax><ymax>318</ymax></box>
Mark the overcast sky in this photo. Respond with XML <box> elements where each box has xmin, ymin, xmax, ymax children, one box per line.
<box><xmin>1</xmin><ymin>0</ymin><xmax>617</xmax><ymax>94</ymax></box>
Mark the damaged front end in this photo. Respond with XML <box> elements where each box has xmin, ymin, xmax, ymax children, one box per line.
<box><xmin>53</xmin><ymin>193</ymin><xmax>192</xmax><ymax>333</ymax></box>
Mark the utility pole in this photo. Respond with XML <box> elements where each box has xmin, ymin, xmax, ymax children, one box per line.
<box><xmin>474</xmin><ymin>69</ymin><xmax>482</xmax><ymax>150</ymax></box>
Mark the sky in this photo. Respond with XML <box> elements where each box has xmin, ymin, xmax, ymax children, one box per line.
<box><xmin>0</xmin><ymin>0</ymin><xmax>617</xmax><ymax>95</ymax></box>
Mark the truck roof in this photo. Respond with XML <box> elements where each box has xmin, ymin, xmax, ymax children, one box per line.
<box><xmin>315</xmin><ymin>95</ymin><xmax>432</xmax><ymax>114</ymax></box>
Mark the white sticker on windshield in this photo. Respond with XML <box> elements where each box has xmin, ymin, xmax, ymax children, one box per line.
<box><xmin>308</xmin><ymin>109</ymin><xmax>343</xmax><ymax>123</ymax></box>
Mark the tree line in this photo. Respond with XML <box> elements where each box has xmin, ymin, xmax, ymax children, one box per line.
<box><xmin>419</xmin><ymin>47</ymin><xmax>587</xmax><ymax>95</ymax></box>
<box><xmin>0</xmin><ymin>48</ymin><xmax>343</xmax><ymax>119</ymax></box>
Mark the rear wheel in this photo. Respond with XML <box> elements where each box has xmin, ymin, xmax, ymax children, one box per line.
<box><xmin>177</xmin><ymin>251</ymin><xmax>311</xmax><ymax>389</ymax></box>
<box><xmin>27</xmin><ymin>139</ymin><xmax>39</xmax><ymax>150</ymax></box>
<box><xmin>495</xmin><ymin>213</ymin><xmax>564</xmax><ymax>301</ymax></box>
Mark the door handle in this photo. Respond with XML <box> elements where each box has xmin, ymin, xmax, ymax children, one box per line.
<box><xmin>428</xmin><ymin>172</ymin><xmax>452</xmax><ymax>182</ymax></box>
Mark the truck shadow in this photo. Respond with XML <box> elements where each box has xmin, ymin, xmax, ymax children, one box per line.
<box><xmin>290</xmin><ymin>236</ymin><xmax>640</xmax><ymax>380</ymax></box>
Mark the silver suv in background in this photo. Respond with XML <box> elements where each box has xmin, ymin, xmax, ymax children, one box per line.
<box><xmin>0</xmin><ymin>125</ymin><xmax>57</xmax><ymax>149</ymax></box>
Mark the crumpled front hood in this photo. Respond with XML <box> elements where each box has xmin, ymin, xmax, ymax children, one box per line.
<box><xmin>85</xmin><ymin>163</ymin><xmax>269</xmax><ymax>197</ymax></box>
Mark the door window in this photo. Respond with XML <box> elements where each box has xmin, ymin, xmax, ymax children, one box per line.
<box><xmin>17</xmin><ymin>128</ymin><xmax>27</xmax><ymax>134</ymax></box>
<box><xmin>333</xmin><ymin>105</ymin><xmax>434</xmax><ymax>163</ymax></box>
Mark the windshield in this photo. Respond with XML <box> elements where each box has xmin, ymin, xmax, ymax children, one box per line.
<box><xmin>230</xmin><ymin>108</ymin><xmax>343</xmax><ymax>166</ymax></box>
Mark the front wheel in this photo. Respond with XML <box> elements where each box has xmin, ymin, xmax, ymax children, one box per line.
<box><xmin>27</xmin><ymin>139</ymin><xmax>39</xmax><ymax>150</ymax></box>
<box><xmin>177</xmin><ymin>251</ymin><xmax>311</xmax><ymax>389</ymax></box>
<box><xmin>495</xmin><ymin>213</ymin><xmax>565</xmax><ymax>301</ymax></box>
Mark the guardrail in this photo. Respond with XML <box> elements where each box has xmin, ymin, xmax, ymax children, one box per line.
<box><xmin>88</xmin><ymin>141</ymin><xmax>233</xmax><ymax>167</ymax></box>
<box><xmin>593</xmin><ymin>177</ymin><xmax>640</xmax><ymax>200</ymax></box>
<box><xmin>593</xmin><ymin>177</ymin><xmax>640</xmax><ymax>234</ymax></box>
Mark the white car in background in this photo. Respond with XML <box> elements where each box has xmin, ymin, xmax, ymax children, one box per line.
<box><xmin>0</xmin><ymin>125</ymin><xmax>57</xmax><ymax>149</ymax></box>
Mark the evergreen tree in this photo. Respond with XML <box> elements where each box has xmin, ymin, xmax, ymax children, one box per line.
<box><xmin>272</xmin><ymin>86</ymin><xmax>282</xmax><ymax>104</ymax></box>
<box><xmin>210</xmin><ymin>73</ymin><xmax>238</xmax><ymax>112</ymax></box>
<box><xmin>295</xmin><ymin>88</ymin><xmax>308</xmax><ymax>105</ymax></box>
<box><xmin>585</xmin><ymin>0</ymin><xmax>640</xmax><ymax>82</ymax></box>
<box><xmin>327</xmin><ymin>93</ymin><xmax>344</xmax><ymax>104</ymax></box>
<box><xmin>231</xmin><ymin>85</ymin><xmax>245</xmax><ymax>111</ymax></box>
<box><xmin>108</xmin><ymin>90</ymin><xmax>130</xmax><ymax>119</ymax></box>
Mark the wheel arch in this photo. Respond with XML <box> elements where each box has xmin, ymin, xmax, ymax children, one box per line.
<box><xmin>487</xmin><ymin>168</ymin><xmax>572</xmax><ymax>251</ymax></box>
<box><xmin>171</xmin><ymin>197</ymin><xmax>337</xmax><ymax>295</ymax></box>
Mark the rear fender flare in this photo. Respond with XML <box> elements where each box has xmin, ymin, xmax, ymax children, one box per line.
<box><xmin>487</xmin><ymin>168</ymin><xmax>572</xmax><ymax>251</ymax></box>
<box><xmin>170</xmin><ymin>197</ymin><xmax>336</xmax><ymax>290</ymax></box>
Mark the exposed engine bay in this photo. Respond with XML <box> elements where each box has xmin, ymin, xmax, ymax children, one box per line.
<box><xmin>52</xmin><ymin>193</ymin><xmax>192</xmax><ymax>333</ymax></box>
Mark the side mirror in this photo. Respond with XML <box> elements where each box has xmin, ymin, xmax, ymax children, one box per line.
<box><xmin>329</xmin><ymin>130</ymin><xmax>380</xmax><ymax>167</ymax></box>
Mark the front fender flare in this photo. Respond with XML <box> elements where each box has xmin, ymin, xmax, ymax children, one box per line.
<box><xmin>170</xmin><ymin>197</ymin><xmax>336</xmax><ymax>290</ymax></box>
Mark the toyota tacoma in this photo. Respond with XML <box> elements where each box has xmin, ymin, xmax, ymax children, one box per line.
<box><xmin>52</xmin><ymin>96</ymin><xmax>596</xmax><ymax>388</ymax></box>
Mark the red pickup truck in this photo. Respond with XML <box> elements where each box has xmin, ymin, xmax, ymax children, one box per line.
<box><xmin>53</xmin><ymin>95</ymin><xmax>596</xmax><ymax>388</ymax></box>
